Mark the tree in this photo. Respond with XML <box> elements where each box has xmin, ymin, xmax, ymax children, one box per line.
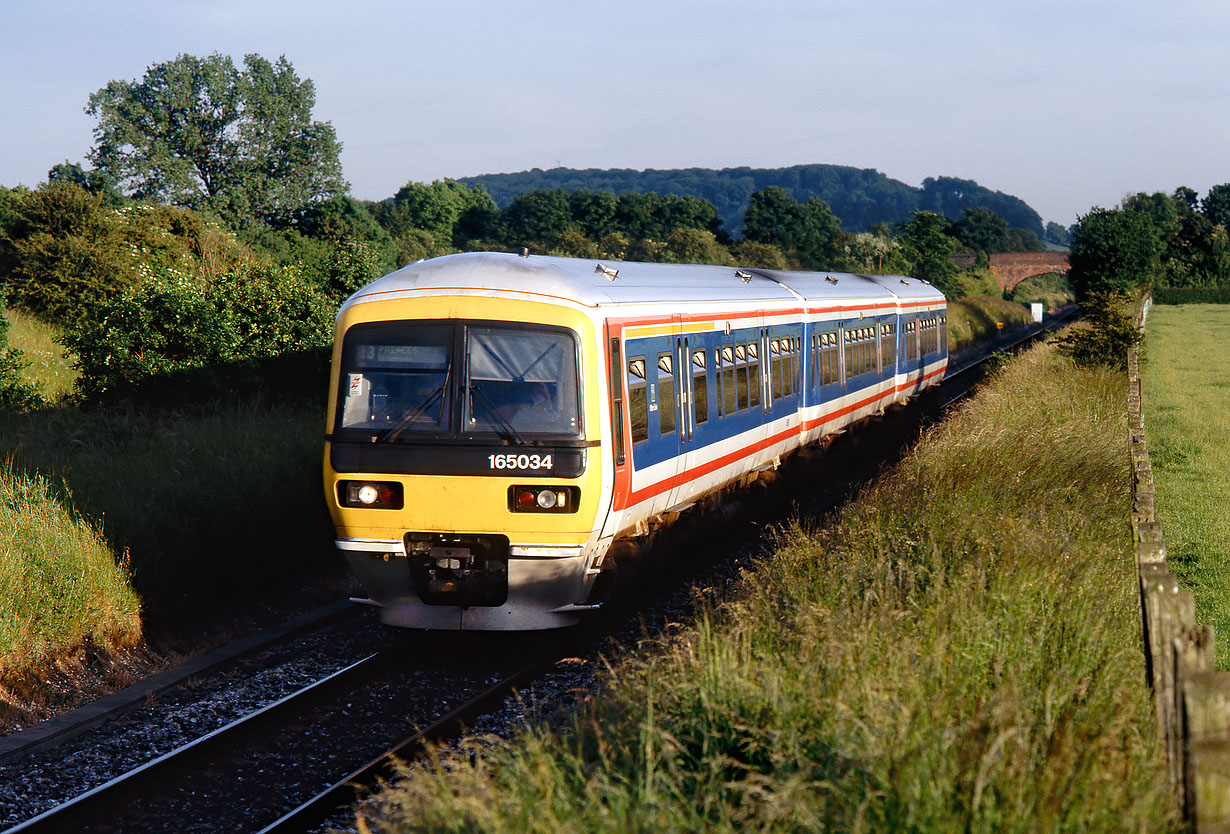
<box><xmin>1067</xmin><ymin>207</ymin><xmax>1159</xmax><ymax>298</ymax></box>
<box><xmin>86</xmin><ymin>53</ymin><xmax>346</xmax><ymax>225</ymax></box>
<box><xmin>47</xmin><ymin>161</ymin><xmax>123</xmax><ymax>205</ymax></box>
<box><xmin>1202</xmin><ymin>184</ymin><xmax>1230</xmax><ymax>228</ymax></box>
<box><xmin>743</xmin><ymin>187</ymin><xmax>844</xmax><ymax>269</ymax></box>
<box><xmin>952</xmin><ymin>207</ymin><xmax>1010</xmax><ymax>254</ymax></box>
<box><xmin>1044</xmin><ymin>221</ymin><xmax>1071</xmax><ymax>246</ymax></box>
<box><xmin>897</xmin><ymin>211</ymin><xmax>960</xmax><ymax>296</ymax></box>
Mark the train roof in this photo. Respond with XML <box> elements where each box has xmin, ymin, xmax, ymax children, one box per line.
<box><xmin>341</xmin><ymin>252</ymin><xmax>945</xmax><ymax>312</ymax></box>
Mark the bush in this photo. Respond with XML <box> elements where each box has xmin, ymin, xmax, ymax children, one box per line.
<box><xmin>1152</xmin><ymin>286</ymin><xmax>1230</xmax><ymax>304</ymax></box>
<box><xmin>1052</xmin><ymin>290</ymin><xmax>1142</xmax><ymax>369</ymax></box>
<box><xmin>60</xmin><ymin>264</ymin><xmax>333</xmax><ymax>400</ymax></box>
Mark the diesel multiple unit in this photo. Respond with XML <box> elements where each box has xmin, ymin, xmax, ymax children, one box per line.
<box><xmin>323</xmin><ymin>252</ymin><xmax>947</xmax><ymax>629</ymax></box>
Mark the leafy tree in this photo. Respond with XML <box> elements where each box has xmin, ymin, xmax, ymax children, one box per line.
<box><xmin>1202</xmin><ymin>184</ymin><xmax>1230</xmax><ymax>228</ymax></box>
<box><xmin>47</xmin><ymin>161</ymin><xmax>124</xmax><ymax>205</ymax></box>
<box><xmin>1053</xmin><ymin>290</ymin><xmax>1141</xmax><ymax>369</ymax></box>
<box><xmin>1006</xmin><ymin>228</ymin><xmax>1043</xmax><ymax>252</ymax></box>
<box><xmin>1067</xmin><ymin>207</ymin><xmax>1159</xmax><ymax>298</ymax></box>
<box><xmin>663</xmin><ymin>228</ymin><xmax>732</xmax><ymax>265</ymax></box>
<box><xmin>501</xmin><ymin>189</ymin><xmax>575</xmax><ymax>247</ymax></box>
<box><xmin>374</xmin><ymin>180</ymin><xmax>498</xmax><ymax>246</ymax></box>
<box><xmin>1044</xmin><ymin>221</ymin><xmax>1071</xmax><ymax>246</ymax></box>
<box><xmin>952</xmin><ymin>207</ymin><xmax>1010</xmax><ymax>254</ymax></box>
<box><xmin>897</xmin><ymin>211</ymin><xmax>960</xmax><ymax>296</ymax></box>
<box><xmin>86</xmin><ymin>53</ymin><xmax>346</xmax><ymax>225</ymax></box>
<box><xmin>743</xmin><ymin>187</ymin><xmax>845</xmax><ymax>268</ymax></box>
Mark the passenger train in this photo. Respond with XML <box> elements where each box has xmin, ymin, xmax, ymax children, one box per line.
<box><xmin>323</xmin><ymin>252</ymin><xmax>947</xmax><ymax>630</ymax></box>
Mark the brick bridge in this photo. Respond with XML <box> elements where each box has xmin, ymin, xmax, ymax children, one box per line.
<box><xmin>987</xmin><ymin>252</ymin><xmax>1069</xmax><ymax>292</ymax></box>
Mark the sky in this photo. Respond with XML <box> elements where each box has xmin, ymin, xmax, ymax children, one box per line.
<box><xmin>3</xmin><ymin>0</ymin><xmax>1230</xmax><ymax>228</ymax></box>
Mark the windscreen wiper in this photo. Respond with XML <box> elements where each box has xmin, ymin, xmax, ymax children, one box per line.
<box><xmin>380</xmin><ymin>385</ymin><xmax>445</xmax><ymax>443</ymax></box>
<box><xmin>468</xmin><ymin>383</ymin><xmax>526</xmax><ymax>445</ymax></box>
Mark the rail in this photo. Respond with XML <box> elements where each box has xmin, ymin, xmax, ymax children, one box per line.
<box><xmin>1129</xmin><ymin>298</ymin><xmax>1230</xmax><ymax>829</ymax></box>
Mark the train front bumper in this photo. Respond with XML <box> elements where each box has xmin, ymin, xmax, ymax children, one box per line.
<box><xmin>336</xmin><ymin>538</ymin><xmax>600</xmax><ymax>630</ymax></box>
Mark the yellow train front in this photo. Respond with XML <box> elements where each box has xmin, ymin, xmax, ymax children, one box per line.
<box><xmin>323</xmin><ymin>253</ymin><xmax>610</xmax><ymax>630</ymax></box>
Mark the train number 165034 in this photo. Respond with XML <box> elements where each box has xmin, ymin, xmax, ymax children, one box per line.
<box><xmin>488</xmin><ymin>453</ymin><xmax>553</xmax><ymax>471</ymax></box>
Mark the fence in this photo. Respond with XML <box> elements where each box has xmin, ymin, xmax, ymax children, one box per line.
<box><xmin>1129</xmin><ymin>299</ymin><xmax>1230</xmax><ymax>829</ymax></box>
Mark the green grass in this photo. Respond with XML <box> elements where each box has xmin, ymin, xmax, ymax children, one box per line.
<box><xmin>0</xmin><ymin>395</ymin><xmax>338</xmax><ymax>632</ymax></box>
<box><xmin>356</xmin><ymin>342</ymin><xmax>1174</xmax><ymax>832</ymax></box>
<box><xmin>3</xmin><ymin>308</ymin><xmax>77</xmax><ymax>401</ymax></box>
<box><xmin>947</xmin><ymin>296</ymin><xmax>1034</xmax><ymax>353</ymax></box>
<box><xmin>0</xmin><ymin>466</ymin><xmax>143</xmax><ymax>682</ymax></box>
<box><xmin>1142</xmin><ymin>304</ymin><xmax>1230</xmax><ymax>668</ymax></box>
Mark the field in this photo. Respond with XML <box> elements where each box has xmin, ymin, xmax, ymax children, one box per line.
<box><xmin>1142</xmin><ymin>303</ymin><xmax>1230</xmax><ymax>668</ymax></box>
<box><xmin>355</xmin><ymin>341</ymin><xmax>1174</xmax><ymax>832</ymax></box>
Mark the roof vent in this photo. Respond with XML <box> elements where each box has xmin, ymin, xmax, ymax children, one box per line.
<box><xmin>519</xmin><ymin>247</ymin><xmax>530</xmax><ymax>258</ymax></box>
<box><xmin>900</xmin><ymin>278</ymin><xmax>910</xmax><ymax>285</ymax></box>
<box><xmin>826</xmin><ymin>275</ymin><xmax>839</xmax><ymax>284</ymax></box>
<box><xmin>735</xmin><ymin>270</ymin><xmax>752</xmax><ymax>283</ymax></box>
<box><xmin>595</xmin><ymin>263</ymin><xmax>618</xmax><ymax>281</ymax></box>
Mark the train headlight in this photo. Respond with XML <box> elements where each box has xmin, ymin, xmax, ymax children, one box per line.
<box><xmin>508</xmin><ymin>486</ymin><xmax>578</xmax><ymax>513</ymax></box>
<box><xmin>339</xmin><ymin>481</ymin><xmax>404</xmax><ymax>509</ymax></box>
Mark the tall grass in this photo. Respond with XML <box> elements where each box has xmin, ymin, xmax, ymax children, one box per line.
<box><xmin>0</xmin><ymin>466</ymin><xmax>142</xmax><ymax>719</ymax></box>
<box><xmin>0</xmin><ymin>395</ymin><xmax>338</xmax><ymax>631</ymax></box>
<box><xmin>357</xmin><ymin>343</ymin><xmax>1175</xmax><ymax>833</ymax></box>
<box><xmin>3</xmin><ymin>308</ymin><xmax>77</xmax><ymax>401</ymax></box>
<box><xmin>1142</xmin><ymin>304</ymin><xmax>1230</xmax><ymax>667</ymax></box>
<box><xmin>947</xmin><ymin>297</ymin><xmax>1033</xmax><ymax>354</ymax></box>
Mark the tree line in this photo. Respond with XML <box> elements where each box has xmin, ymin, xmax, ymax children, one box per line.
<box><xmin>455</xmin><ymin>164</ymin><xmax>1054</xmax><ymax>242</ymax></box>
<box><xmin>0</xmin><ymin>52</ymin><xmax>1073</xmax><ymax>403</ymax></box>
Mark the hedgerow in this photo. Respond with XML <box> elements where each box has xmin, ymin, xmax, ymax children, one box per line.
<box><xmin>59</xmin><ymin>263</ymin><xmax>333</xmax><ymax>401</ymax></box>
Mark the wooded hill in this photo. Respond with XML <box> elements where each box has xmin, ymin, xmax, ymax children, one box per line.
<box><xmin>458</xmin><ymin>164</ymin><xmax>1045</xmax><ymax>239</ymax></box>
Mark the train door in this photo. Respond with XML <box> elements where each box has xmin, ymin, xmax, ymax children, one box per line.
<box><xmin>667</xmin><ymin>329</ymin><xmax>706</xmax><ymax>510</ymax></box>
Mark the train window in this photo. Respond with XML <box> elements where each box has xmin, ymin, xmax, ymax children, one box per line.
<box><xmin>734</xmin><ymin>345</ymin><xmax>748</xmax><ymax>411</ymax></box>
<box><xmin>770</xmin><ymin>339</ymin><xmax>783</xmax><ymax>401</ymax></box>
<box><xmin>628</xmin><ymin>356</ymin><xmax>648</xmax><ymax>444</ymax></box>
<box><xmin>609</xmin><ymin>338</ymin><xmax>625</xmax><ymax>465</ymax></box>
<box><xmin>747</xmin><ymin>342</ymin><xmax>760</xmax><ymax>409</ymax></box>
<box><xmin>692</xmin><ymin>349</ymin><xmax>708</xmax><ymax>425</ymax></box>
<box><xmin>337</xmin><ymin>322</ymin><xmax>454</xmax><ymax>432</ymax></box>
<box><xmin>466</xmin><ymin>327</ymin><xmax>580</xmax><ymax>436</ymax></box>
<box><xmin>721</xmin><ymin>345</ymin><xmax>738</xmax><ymax>414</ymax></box>
<box><xmin>881</xmin><ymin>323</ymin><xmax>896</xmax><ymax>372</ymax></box>
<box><xmin>657</xmin><ymin>352</ymin><xmax>676</xmax><ymax>436</ymax></box>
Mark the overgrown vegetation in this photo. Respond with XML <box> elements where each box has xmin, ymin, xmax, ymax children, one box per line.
<box><xmin>1142</xmin><ymin>304</ymin><xmax>1230</xmax><ymax>667</ymax></box>
<box><xmin>1053</xmin><ymin>291</ymin><xmax>1142</xmax><ymax>370</ymax></box>
<box><xmin>356</xmin><ymin>342</ymin><xmax>1174</xmax><ymax>833</ymax></box>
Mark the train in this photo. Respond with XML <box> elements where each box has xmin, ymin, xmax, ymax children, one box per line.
<box><xmin>322</xmin><ymin>251</ymin><xmax>948</xmax><ymax>630</ymax></box>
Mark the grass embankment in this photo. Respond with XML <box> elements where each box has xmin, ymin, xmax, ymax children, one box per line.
<box><xmin>0</xmin><ymin>311</ymin><xmax>340</xmax><ymax>726</ymax></box>
<box><xmin>947</xmin><ymin>296</ymin><xmax>1034</xmax><ymax>354</ymax></box>
<box><xmin>5</xmin><ymin>307</ymin><xmax>76</xmax><ymax>402</ymax></box>
<box><xmin>358</xmin><ymin>343</ymin><xmax>1174</xmax><ymax>832</ymax></box>
<box><xmin>1142</xmin><ymin>304</ymin><xmax>1230</xmax><ymax>668</ymax></box>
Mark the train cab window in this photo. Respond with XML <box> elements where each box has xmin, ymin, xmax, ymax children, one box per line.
<box><xmin>657</xmin><ymin>353</ymin><xmax>676</xmax><ymax>436</ymax></box>
<box><xmin>337</xmin><ymin>323</ymin><xmax>454</xmax><ymax>432</ymax></box>
<box><xmin>692</xmin><ymin>349</ymin><xmax>708</xmax><ymax>425</ymax></box>
<box><xmin>465</xmin><ymin>327</ymin><xmax>580</xmax><ymax>436</ymax></box>
<box><xmin>627</xmin><ymin>356</ymin><xmax>648</xmax><ymax>444</ymax></box>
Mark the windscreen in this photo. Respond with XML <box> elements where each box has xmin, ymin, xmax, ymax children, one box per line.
<box><xmin>465</xmin><ymin>327</ymin><xmax>579</xmax><ymax>436</ymax></box>
<box><xmin>335</xmin><ymin>321</ymin><xmax>580</xmax><ymax>440</ymax></box>
<box><xmin>337</xmin><ymin>323</ymin><xmax>454</xmax><ymax>434</ymax></box>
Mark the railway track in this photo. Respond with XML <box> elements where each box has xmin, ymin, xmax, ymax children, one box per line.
<box><xmin>1</xmin><ymin>312</ymin><xmax>1076</xmax><ymax>833</ymax></box>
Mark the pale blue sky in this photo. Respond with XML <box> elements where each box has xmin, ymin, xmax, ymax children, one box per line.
<box><xmin>3</xmin><ymin>0</ymin><xmax>1228</xmax><ymax>226</ymax></box>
